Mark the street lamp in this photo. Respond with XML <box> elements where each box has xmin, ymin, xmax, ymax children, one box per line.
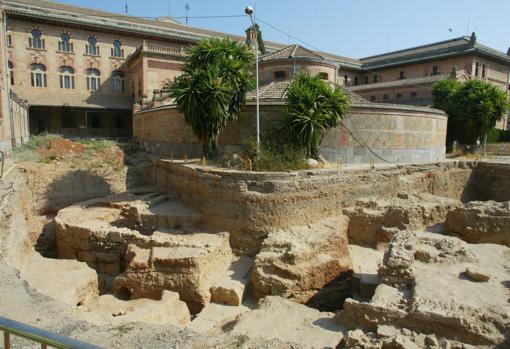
<box><xmin>245</xmin><ymin>5</ymin><xmax>260</xmax><ymax>151</ymax></box>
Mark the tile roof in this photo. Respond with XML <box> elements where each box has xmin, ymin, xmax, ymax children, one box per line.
<box><xmin>260</xmin><ymin>45</ymin><xmax>326</xmax><ymax>61</ymax></box>
<box><xmin>361</xmin><ymin>36</ymin><xmax>510</xmax><ymax>69</ymax></box>
<box><xmin>245</xmin><ymin>79</ymin><xmax>368</xmax><ymax>104</ymax></box>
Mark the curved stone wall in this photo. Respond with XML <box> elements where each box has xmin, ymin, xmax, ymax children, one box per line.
<box><xmin>134</xmin><ymin>101</ymin><xmax>447</xmax><ymax>164</ymax></box>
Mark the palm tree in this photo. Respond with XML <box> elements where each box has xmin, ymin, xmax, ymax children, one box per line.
<box><xmin>164</xmin><ymin>38</ymin><xmax>255</xmax><ymax>158</ymax></box>
<box><xmin>281</xmin><ymin>73</ymin><xmax>350</xmax><ymax>159</ymax></box>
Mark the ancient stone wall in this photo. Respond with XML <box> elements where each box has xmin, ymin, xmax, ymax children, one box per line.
<box><xmin>148</xmin><ymin>161</ymin><xmax>481</xmax><ymax>255</ymax></box>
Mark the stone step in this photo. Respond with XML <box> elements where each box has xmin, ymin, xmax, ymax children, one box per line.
<box><xmin>352</xmin><ymin>272</ymin><xmax>380</xmax><ymax>299</ymax></box>
<box><xmin>187</xmin><ymin>301</ymin><xmax>253</xmax><ymax>334</ymax></box>
<box><xmin>210</xmin><ymin>257</ymin><xmax>253</xmax><ymax>306</ymax></box>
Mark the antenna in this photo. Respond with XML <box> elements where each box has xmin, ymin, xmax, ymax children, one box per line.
<box><xmin>125</xmin><ymin>0</ymin><xmax>128</xmax><ymax>14</ymax></box>
<box><xmin>185</xmin><ymin>3</ymin><xmax>190</xmax><ymax>24</ymax></box>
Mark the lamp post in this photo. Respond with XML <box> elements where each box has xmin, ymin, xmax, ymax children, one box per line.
<box><xmin>245</xmin><ymin>6</ymin><xmax>260</xmax><ymax>152</ymax></box>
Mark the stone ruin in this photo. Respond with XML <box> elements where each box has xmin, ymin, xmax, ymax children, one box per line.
<box><xmin>2</xmin><ymin>160</ymin><xmax>510</xmax><ymax>348</ymax></box>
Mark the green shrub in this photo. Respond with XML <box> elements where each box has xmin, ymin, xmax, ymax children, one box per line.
<box><xmin>487</xmin><ymin>128</ymin><xmax>510</xmax><ymax>143</ymax></box>
<box><xmin>12</xmin><ymin>133</ymin><xmax>61</xmax><ymax>161</ymax></box>
<box><xmin>241</xmin><ymin>136</ymin><xmax>307</xmax><ymax>172</ymax></box>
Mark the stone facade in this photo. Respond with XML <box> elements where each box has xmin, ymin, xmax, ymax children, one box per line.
<box><xmin>134</xmin><ymin>102</ymin><xmax>447</xmax><ymax>164</ymax></box>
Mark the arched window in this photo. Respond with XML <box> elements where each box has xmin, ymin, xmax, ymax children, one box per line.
<box><xmin>30</xmin><ymin>63</ymin><xmax>47</xmax><ymax>87</ymax></box>
<box><xmin>29</xmin><ymin>29</ymin><xmax>44</xmax><ymax>49</ymax></box>
<box><xmin>59</xmin><ymin>33</ymin><xmax>73</xmax><ymax>53</ymax></box>
<box><xmin>343</xmin><ymin>74</ymin><xmax>349</xmax><ymax>86</ymax></box>
<box><xmin>59</xmin><ymin>66</ymin><xmax>75</xmax><ymax>89</ymax></box>
<box><xmin>8</xmin><ymin>61</ymin><xmax>14</xmax><ymax>86</ymax></box>
<box><xmin>481</xmin><ymin>64</ymin><xmax>486</xmax><ymax>78</ymax></box>
<box><xmin>354</xmin><ymin>76</ymin><xmax>359</xmax><ymax>86</ymax></box>
<box><xmin>398</xmin><ymin>71</ymin><xmax>406</xmax><ymax>80</ymax></box>
<box><xmin>86</xmin><ymin>36</ymin><xmax>99</xmax><ymax>56</ymax></box>
<box><xmin>364</xmin><ymin>76</ymin><xmax>369</xmax><ymax>84</ymax></box>
<box><xmin>111</xmin><ymin>39</ymin><xmax>124</xmax><ymax>58</ymax></box>
<box><xmin>431</xmin><ymin>65</ymin><xmax>440</xmax><ymax>76</ymax></box>
<box><xmin>373</xmin><ymin>75</ymin><xmax>379</xmax><ymax>83</ymax></box>
<box><xmin>111</xmin><ymin>70</ymin><xmax>125</xmax><ymax>92</ymax></box>
<box><xmin>475</xmin><ymin>62</ymin><xmax>480</xmax><ymax>77</ymax></box>
<box><xmin>86</xmin><ymin>68</ymin><xmax>100</xmax><ymax>91</ymax></box>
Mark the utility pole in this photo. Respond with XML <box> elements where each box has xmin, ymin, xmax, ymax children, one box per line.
<box><xmin>185</xmin><ymin>3</ymin><xmax>190</xmax><ymax>24</ymax></box>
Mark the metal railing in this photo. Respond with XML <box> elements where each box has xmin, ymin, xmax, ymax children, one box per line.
<box><xmin>0</xmin><ymin>151</ymin><xmax>4</xmax><ymax>179</ymax></box>
<box><xmin>0</xmin><ymin>316</ymin><xmax>103</xmax><ymax>349</ymax></box>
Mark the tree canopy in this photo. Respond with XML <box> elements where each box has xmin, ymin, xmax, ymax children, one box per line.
<box><xmin>432</xmin><ymin>78</ymin><xmax>509</xmax><ymax>145</ymax></box>
<box><xmin>164</xmin><ymin>38</ymin><xmax>255</xmax><ymax>158</ymax></box>
<box><xmin>280</xmin><ymin>73</ymin><xmax>350</xmax><ymax>159</ymax></box>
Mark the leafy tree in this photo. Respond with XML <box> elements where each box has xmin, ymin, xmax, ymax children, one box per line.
<box><xmin>280</xmin><ymin>73</ymin><xmax>350</xmax><ymax>159</ymax></box>
<box><xmin>164</xmin><ymin>38</ymin><xmax>255</xmax><ymax>158</ymax></box>
<box><xmin>433</xmin><ymin>79</ymin><xmax>510</xmax><ymax>145</ymax></box>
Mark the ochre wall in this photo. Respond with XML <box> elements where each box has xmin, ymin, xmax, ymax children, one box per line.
<box><xmin>133</xmin><ymin>102</ymin><xmax>447</xmax><ymax>164</ymax></box>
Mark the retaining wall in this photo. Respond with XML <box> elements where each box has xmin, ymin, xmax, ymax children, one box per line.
<box><xmin>133</xmin><ymin>102</ymin><xmax>447</xmax><ymax>164</ymax></box>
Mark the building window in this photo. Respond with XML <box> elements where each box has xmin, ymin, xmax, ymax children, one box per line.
<box><xmin>370</xmin><ymin>96</ymin><xmax>376</xmax><ymax>102</ymax></box>
<box><xmin>396</xmin><ymin>93</ymin><xmax>403</xmax><ymax>99</ymax></box>
<box><xmin>318</xmin><ymin>72</ymin><xmax>329</xmax><ymax>80</ymax></box>
<box><xmin>29</xmin><ymin>29</ymin><xmax>45</xmax><ymax>49</ymax></box>
<box><xmin>59</xmin><ymin>66</ymin><xmax>75</xmax><ymax>89</ymax></box>
<box><xmin>383</xmin><ymin>94</ymin><xmax>389</xmax><ymax>100</ymax></box>
<box><xmin>86</xmin><ymin>68</ymin><xmax>100</xmax><ymax>91</ymax></box>
<box><xmin>86</xmin><ymin>36</ymin><xmax>99</xmax><ymax>56</ymax></box>
<box><xmin>30</xmin><ymin>63</ymin><xmax>47</xmax><ymax>87</ymax></box>
<box><xmin>274</xmin><ymin>70</ymin><xmax>286</xmax><ymax>80</ymax></box>
<box><xmin>90</xmin><ymin>116</ymin><xmax>102</xmax><ymax>128</ymax></box>
<box><xmin>111</xmin><ymin>70</ymin><xmax>125</xmax><ymax>92</ymax></box>
<box><xmin>58</xmin><ymin>33</ymin><xmax>73</xmax><ymax>53</ymax></box>
<box><xmin>398</xmin><ymin>71</ymin><xmax>405</xmax><ymax>80</ymax></box>
<box><xmin>431</xmin><ymin>65</ymin><xmax>440</xmax><ymax>76</ymax></box>
<box><xmin>364</xmin><ymin>76</ymin><xmax>369</xmax><ymax>84</ymax></box>
<box><xmin>115</xmin><ymin>116</ymin><xmax>125</xmax><ymax>129</ymax></box>
<box><xmin>482</xmin><ymin>64</ymin><xmax>486</xmax><ymax>78</ymax></box>
<box><xmin>373</xmin><ymin>75</ymin><xmax>379</xmax><ymax>83</ymax></box>
<box><xmin>62</xmin><ymin>113</ymin><xmax>77</xmax><ymax>128</ymax></box>
<box><xmin>111</xmin><ymin>39</ymin><xmax>124</xmax><ymax>58</ymax></box>
<box><xmin>7</xmin><ymin>34</ymin><xmax>12</xmax><ymax>46</ymax></box>
<box><xmin>343</xmin><ymin>74</ymin><xmax>349</xmax><ymax>86</ymax></box>
<box><xmin>8</xmin><ymin>61</ymin><xmax>14</xmax><ymax>85</ymax></box>
<box><xmin>475</xmin><ymin>62</ymin><xmax>480</xmax><ymax>77</ymax></box>
<box><xmin>411</xmin><ymin>91</ymin><xmax>418</xmax><ymax>98</ymax></box>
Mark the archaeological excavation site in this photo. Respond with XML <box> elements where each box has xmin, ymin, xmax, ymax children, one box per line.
<box><xmin>0</xmin><ymin>139</ymin><xmax>508</xmax><ymax>349</ymax></box>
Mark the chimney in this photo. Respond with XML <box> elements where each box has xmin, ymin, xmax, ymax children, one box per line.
<box><xmin>470</xmin><ymin>32</ymin><xmax>477</xmax><ymax>45</ymax></box>
<box><xmin>507</xmin><ymin>47</ymin><xmax>510</xmax><ymax>56</ymax></box>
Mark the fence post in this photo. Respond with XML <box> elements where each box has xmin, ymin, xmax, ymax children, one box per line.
<box><xmin>4</xmin><ymin>331</ymin><xmax>10</xmax><ymax>349</ymax></box>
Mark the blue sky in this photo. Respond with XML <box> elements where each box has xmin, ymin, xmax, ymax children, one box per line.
<box><xmin>56</xmin><ymin>0</ymin><xmax>510</xmax><ymax>58</ymax></box>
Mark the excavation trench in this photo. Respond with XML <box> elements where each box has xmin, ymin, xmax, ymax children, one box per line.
<box><xmin>5</xmin><ymin>159</ymin><xmax>510</xmax><ymax>341</ymax></box>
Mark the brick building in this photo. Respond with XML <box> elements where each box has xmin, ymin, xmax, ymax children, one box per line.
<box><xmin>0</xmin><ymin>0</ymin><xmax>508</xmax><ymax>152</ymax></box>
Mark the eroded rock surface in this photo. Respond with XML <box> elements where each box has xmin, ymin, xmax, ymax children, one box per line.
<box><xmin>55</xmin><ymin>190</ymin><xmax>232</xmax><ymax>314</ymax></box>
<box><xmin>112</xmin><ymin>234</ymin><xmax>232</xmax><ymax>314</ymax></box>
<box><xmin>343</xmin><ymin>192</ymin><xmax>460</xmax><ymax>247</ymax></box>
<box><xmin>445</xmin><ymin>200</ymin><xmax>510</xmax><ymax>246</ymax></box>
<box><xmin>229</xmin><ymin>296</ymin><xmax>344</xmax><ymax>349</ymax></box>
<box><xmin>338</xmin><ymin>231</ymin><xmax>510</xmax><ymax>347</ymax></box>
<box><xmin>251</xmin><ymin>216</ymin><xmax>352</xmax><ymax>309</ymax></box>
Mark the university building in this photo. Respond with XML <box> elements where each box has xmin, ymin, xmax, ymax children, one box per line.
<box><xmin>0</xmin><ymin>0</ymin><xmax>509</xmax><ymax>153</ymax></box>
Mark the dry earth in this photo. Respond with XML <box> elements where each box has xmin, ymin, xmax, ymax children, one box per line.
<box><xmin>1</xmin><ymin>141</ymin><xmax>510</xmax><ymax>349</ymax></box>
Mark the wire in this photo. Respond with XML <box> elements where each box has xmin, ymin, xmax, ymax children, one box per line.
<box><xmin>340</xmin><ymin>121</ymin><xmax>395</xmax><ymax>164</ymax></box>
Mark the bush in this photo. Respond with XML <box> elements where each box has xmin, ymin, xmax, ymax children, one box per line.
<box><xmin>241</xmin><ymin>137</ymin><xmax>307</xmax><ymax>172</ymax></box>
<box><xmin>487</xmin><ymin>128</ymin><xmax>510</xmax><ymax>143</ymax></box>
<box><xmin>12</xmin><ymin>133</ymin><xmax>61</xmax><ymax>161</ymax></box>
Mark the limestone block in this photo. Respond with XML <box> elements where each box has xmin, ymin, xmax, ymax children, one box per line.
<box><xmin>251</xmin><ymin>216</ymin><xmax>352</xmax><ymax>305</ymax></box>
<box><xmin>445</xmin><ymin>201</ymin><xmax>510</xmax><ymax>246</ymax></box>
<box><xmin>210</xmin><ymin>257</ymin><xmax>252</xmax><ymax>306</ymax></box>
<box><xmin>112</xmin><ymin>232</ymin><xmax>233</xmax><ymax>314</ymax></box>
<box><xmin>229</xmin><ymin>296</ymin><xmax>343</xmax><ymax>349</ymax></box>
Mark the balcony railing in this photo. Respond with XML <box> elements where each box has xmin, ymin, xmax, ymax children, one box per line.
<box><xmin>141</xmin><ymin>41</ymin><xmax>187</xmax><ymax>56</ymax></box>
<box><xmin>0</xmin><ymin>316</ymin><xmax>103</xmax><ymax>349</ymax></box>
